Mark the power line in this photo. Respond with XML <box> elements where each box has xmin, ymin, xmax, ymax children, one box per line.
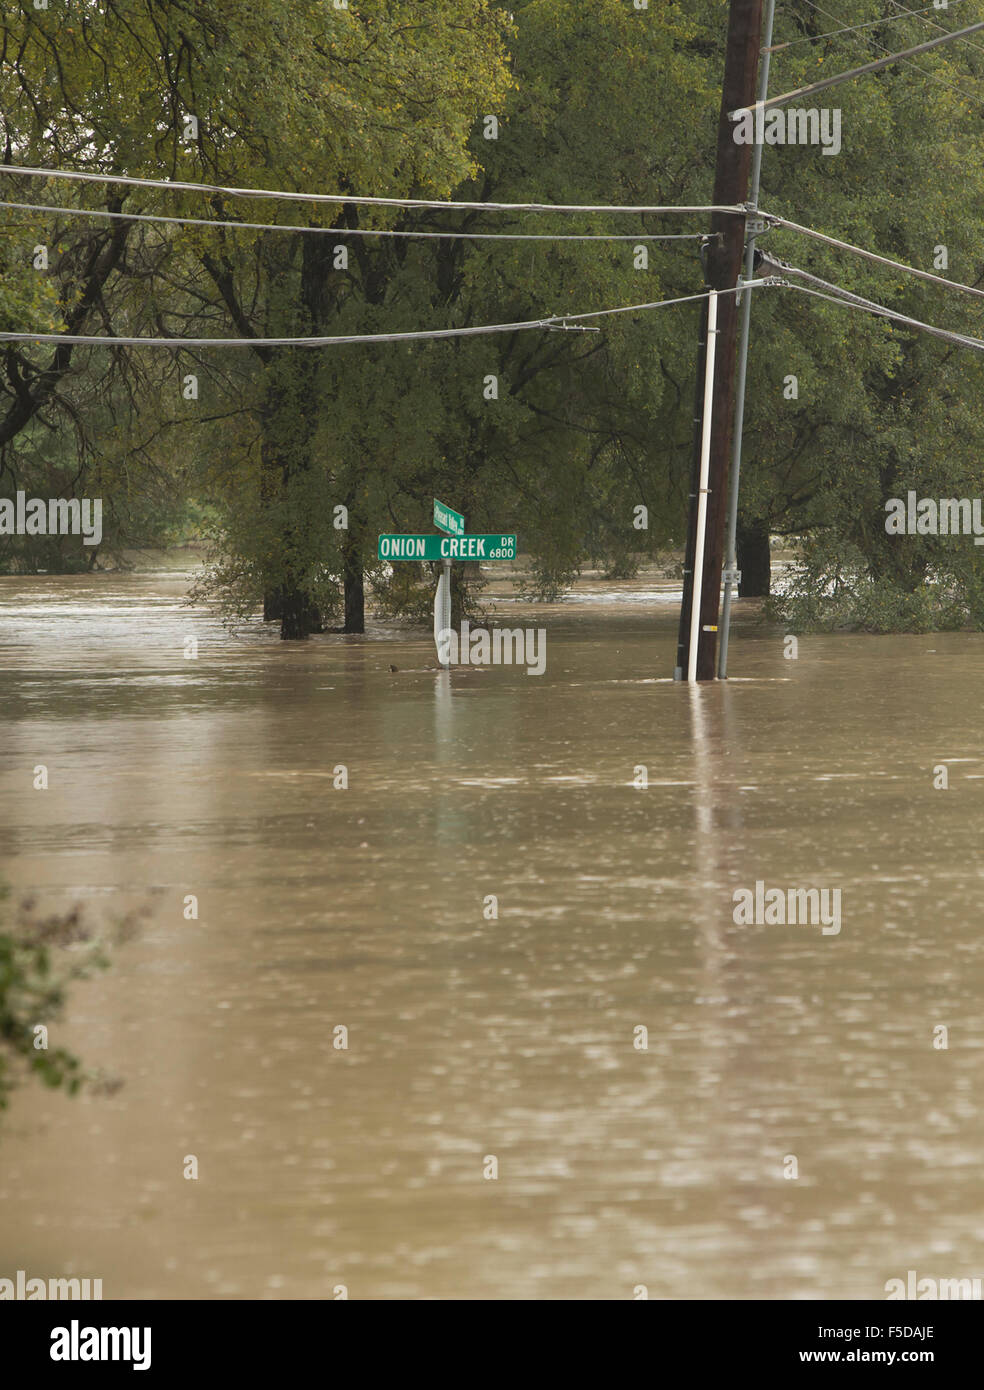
<box><xmin>760</xmin><ymin>251</ymin><xmax>984</xmax><ymax>349</ymax></box>
<box><xmin>0</xmin><ymin>198</ymin><xmax>704</xmax><ymax>243</ymax></box>
<box><xmin>780</xmin><ymin>275</ymin><xmax>984</xmax><ymax>352</ymax></box>
<box><xmin>797</xmin><ymin>0</ymin><xmax>984</xmax><ymax>100</ymax></box>
<box><xmin>740</xmin><ymin>17</ymin><xmax>984</xmax><ymax>112</ymax></box>
<box><xmin>0</xmin><ymin>283</ymin><xmax>779</xmax><ymax>350</ymax></box>
<box><xmin>768</xmin><ymin>0</ymin><xmax>974</xmax><ymax>51</ymax></box>
<box><xmin>887</xmin><ymin>0</ymin><xmax>984</xmax><ymax>59</ymax></box>
<box><xmin>760</xmin><ymin>210</ymin><xmax>984</xmax><ymax>300</ymax></box>
<box><xmin>0</xmin><ymin>164</ymin><xmax>743</xmax><ymax>217</ymax></box>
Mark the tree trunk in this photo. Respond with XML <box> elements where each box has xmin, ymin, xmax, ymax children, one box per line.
<box><xmin>450</xmin><ymin>563</ymin><xmax>471</xmax><ymax>628</ymax></box>
<box><xmin>342</xmin><ymin>534</ymin><xmax>365</xmax><ymax>633</ymax></box>
<box><xmin>279</xmin><ymin>586</ymin><xmax>322</xmax><ymax>640</ymax></box>
<box><xmin>737</xmin><ymin>516</ymin><xmax>771</xmax><ymax>597</ymax></box>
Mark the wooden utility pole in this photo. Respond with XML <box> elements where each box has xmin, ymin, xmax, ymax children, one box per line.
<box><xmin>677</xmin><ymin>0</ymin><xmax>763</xmax><ymax>680</ymax></box>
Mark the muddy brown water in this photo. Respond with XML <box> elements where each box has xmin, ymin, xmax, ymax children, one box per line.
<box><xmin>1</xmin><ymin>572</ymin><xmax>982</xmax><ymax>1299</ymax></box>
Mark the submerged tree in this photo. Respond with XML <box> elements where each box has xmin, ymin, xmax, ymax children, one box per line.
<box><xmin>1</xmin><ymin>0</ymin><xmax>513</xmax><ymax>631</ymax></box>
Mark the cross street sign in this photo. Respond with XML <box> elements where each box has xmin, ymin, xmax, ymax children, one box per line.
<box><xmin>378</xmin><ymin>534</ymin><xmax>516</xmax><ymax>562</ymax></box>
<box><xmin>433</xmin><ymin>498</ymin><xmax>465</xmax><ymax>537</ymax></box>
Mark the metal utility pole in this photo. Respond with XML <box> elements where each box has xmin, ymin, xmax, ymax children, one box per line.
<box><xmin>718</xmin><ymin>0</ymin><xmax>776</xmax><ymax>679</ymax></box>
<box><xmin>674</xmin><ymin>291</ymin><xmax>710</xmax><ymax>682</ymax></box>
<box><xmin>689</xmin><ymin>289</ymin><xmax>719</xmax><ymax>682</ymax></box>
<box><xmin>676</xmin><ymin>0</ymin><xmax>763</xmax><ymax>682</ymax></box>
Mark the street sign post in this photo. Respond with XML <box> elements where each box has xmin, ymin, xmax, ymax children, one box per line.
<box><xmin>433</xmin><ymin>498</ymin><xmax>465</xmax><ymax>537</ymax></box>
<box><xmin>379</xmin><ymin>518</ymin><xmax>515</xmax><ymax>668</ymax></box>
<box><xmin>434</xmin><ymin>559</ymin><xmax>452</xmax><ymax>668</ymax></box>
<box><xmin>378</xmin><ymin>534</ymin><xmax>516</xmax><ymax>562</ymax></box>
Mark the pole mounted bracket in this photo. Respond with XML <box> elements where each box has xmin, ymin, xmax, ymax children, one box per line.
<box><xmin>745</xmin><ymin>218</ymin><xmax>772</xmax><ymax>239</ymax></box>
<box><xmin>546</xmin><ymin>318</ymin><xmax>600</xmax><ymax>334</ymax></box>
<box><xmin>722</xmin><ymin>567</ymin><xmax>742</xmax><ymax>586</ymax></box>
<box><xmin>741</xmin><ymin>203</ymin><xmax>780</xmax><ymax>223</ymax></box>
<box><xmin>736</xmin><ymin>274</ymin><xmax>776</xmax><ymax>305</ymax></box>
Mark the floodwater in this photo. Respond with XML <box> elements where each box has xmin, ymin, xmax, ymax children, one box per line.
<box><xmin>1</xmin><ymin>571</ymin><xmax>983</xmax><ymax>1301</ymax></box>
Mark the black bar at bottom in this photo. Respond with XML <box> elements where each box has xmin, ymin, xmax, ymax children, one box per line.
<box><xmin>3</xmin><ymin>1298</ymin><xmax>970</xmax><ymax>1374</ymax></box>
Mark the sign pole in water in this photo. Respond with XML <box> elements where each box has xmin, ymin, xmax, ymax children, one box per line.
<box><xmin>432</xmin><ymin>500</ymin><xmax>460</xmax><ymax>668</ymax></box>
<box><xmin>434</xmin><ymin>558</ymin><xmax>452</xmax><ymax>668</ymax></box>
<box><xmin>378</xmin><ymin>514</ymin><xmax>516</xmax><ymax>669</ymax></box>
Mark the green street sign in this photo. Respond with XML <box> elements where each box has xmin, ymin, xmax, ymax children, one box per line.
<box><xmin>378</xmin><ymin>533</ymin><xmax>517</xmax><ymax>562</ymax></box>
<box><xmin>433</xmin><ymin>498</ymin><xmax>465</xmax><ymax>537</ymax></box>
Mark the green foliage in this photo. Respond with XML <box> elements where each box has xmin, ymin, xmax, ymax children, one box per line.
<box><xmin>5</xmin><ymin>1</ymin><xmax>984</xmax><ymax>629</ymax></box>
<box><xmin>0</xmin><ymin>888</ymin><xmax>137</xmax><ymax>1111</ymax></box>
<box><xmin>0</xmin><ymin>214</ymin><xmax>63</xmax><ymax>335</ymax></box>
<box><xmin>729</xmin><ymin>0</ymin><xmax>984</xmax><ymax>627</ymax></box>
<box><xmin>771</xmin><ymin>534</ymin><xmax>984</xmax><ymax>634</ymax></box>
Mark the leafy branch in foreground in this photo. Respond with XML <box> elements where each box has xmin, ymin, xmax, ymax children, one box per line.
<box><xmin>0</xmin><ymin>887</ymin><xmax>142</xmax><ymax>1111</ymax></box>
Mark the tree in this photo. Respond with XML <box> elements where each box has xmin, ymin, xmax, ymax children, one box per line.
<box><xmin>7</xmin><ymin>0</ymin><xmax>984</xmax><ymax>634</ymax></box>
<box><xmin>728</xmin><ymin>0</ymin><xmax>984</xmax><ymax>623</ymax></box>
<box><xmin>2</xmin><ymin>0</ymin><xmax>513</xmax><ymax>633</ymax></box>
